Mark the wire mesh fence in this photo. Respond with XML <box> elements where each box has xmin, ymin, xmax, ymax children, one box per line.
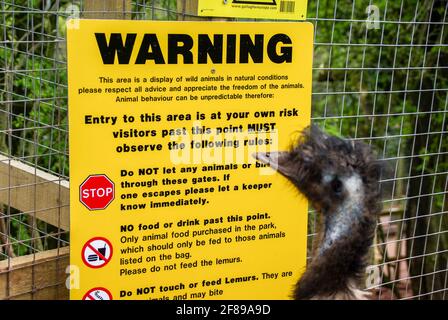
<box><xmin>0</xmin><ymin>0</ymin><xmax>446</xmax><ymax>299</ymax></box>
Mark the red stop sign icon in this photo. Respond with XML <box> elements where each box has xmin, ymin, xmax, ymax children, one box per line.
<box><xmin>80</xmin><ymin>174</ymin><xmax>115</xmax><ymax>210</ymax></box>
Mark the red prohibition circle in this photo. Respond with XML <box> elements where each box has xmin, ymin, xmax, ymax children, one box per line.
<box><xmin>81</xmin><ymin>236</ymin><xmax>113</xmax><ymax>269</ymax></box>
<box><xmin>83</xmin><ymin>287</ymin><xmax>113</xmax><ymax>300</ymax></box>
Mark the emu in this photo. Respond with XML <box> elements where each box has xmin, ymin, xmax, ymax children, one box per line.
<box><xmin>255</xmin><ymin>125</ymin><xmax>382</xmax><ymax>300</ymax></box>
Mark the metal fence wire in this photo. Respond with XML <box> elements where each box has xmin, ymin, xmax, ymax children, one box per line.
<box><xmin>0</xmin><ymin>0</ymin><xmax>447</xmax><ymax>300</ymax></box>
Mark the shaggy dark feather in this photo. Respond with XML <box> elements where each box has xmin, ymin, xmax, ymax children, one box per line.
<box><xmin>255</xmin><ymin>125</ymin><xmax>382</xmax><ymax>300</ymax></box>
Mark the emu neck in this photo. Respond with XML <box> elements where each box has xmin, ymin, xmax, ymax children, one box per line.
<box><xmin>320</xmin><ymin>175</ymin><xmax>365</xmax><ymax>254</ymax></box>
<box><xmin>294</xmin><ymin>175</ymin><xmax>374</xmax><ymax>299</ymax></box>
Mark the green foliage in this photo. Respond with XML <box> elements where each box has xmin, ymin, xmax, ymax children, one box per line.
<box><xmin>10</xmin><ymin>214</ymin><xmax>32</xmax><ymax>256</ymax></box>
<box><xmin>308</xmin><ymin>0</ymin><xmax>447</xmax><ymax>299</ymax></box>
<box><xmin>133</xmin><ymin>0</ymin><xmax>178</xmax><ymax>20</ymax></box>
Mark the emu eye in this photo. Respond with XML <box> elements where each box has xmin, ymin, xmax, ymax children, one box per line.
<box><xmin>331</xmin><ymin>178</ymin><xmax>343</xmax><ymax>194</ymax></box>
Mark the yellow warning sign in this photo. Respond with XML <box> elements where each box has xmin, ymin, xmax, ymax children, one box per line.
<box><xmin>67</xmin><ymin>20</ymin><xmax>313</xmax><ymax>300</ymax></box>
<box><xmin>198</xmin><ymin>0</ymin><xmax>308</xmax><ymax>20</ymax></box>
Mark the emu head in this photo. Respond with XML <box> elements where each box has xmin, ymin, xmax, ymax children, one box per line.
<box><xmin>255</xmin><ymin>125</ymin><xmax>381</xmax><ymax>216</ymax></box>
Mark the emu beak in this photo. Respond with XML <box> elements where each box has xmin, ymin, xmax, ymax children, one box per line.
<box><xmin>253</xmin><ymin>152</ymin><xmax>295</xmax><ymax>178</ymax></box>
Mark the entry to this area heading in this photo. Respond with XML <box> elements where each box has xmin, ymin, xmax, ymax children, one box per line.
<box><xmin>94</xmin><ymin>33</ymin><xmax>295</xmax><ymax>65</ymax></box>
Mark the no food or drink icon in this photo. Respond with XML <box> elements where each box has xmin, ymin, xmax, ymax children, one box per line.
<box><xmin>81</xmin><ymin>237</ymin><xmax>113</xmax><ymax>268</ymax></box>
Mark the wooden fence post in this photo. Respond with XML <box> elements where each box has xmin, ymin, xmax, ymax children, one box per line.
<box><xmin>83</xmin><ymin>0</ymin><xmax>132</xmax><ymax>19</ymax></box>
<box><xmin>177</xmin><ymin>0</ymin><xmax>202</xmax><ymax>21</ymax></box>
<box><xmin>177</xmin><ymin>0</ymin><xmax>229</xmax><ymax>21</ymax></box>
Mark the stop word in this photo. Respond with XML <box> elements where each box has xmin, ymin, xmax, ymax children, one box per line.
<box><xmin>80</xmin><ymin>174</ymin><xmax>115</xmax><ymax>210</ymax></box>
